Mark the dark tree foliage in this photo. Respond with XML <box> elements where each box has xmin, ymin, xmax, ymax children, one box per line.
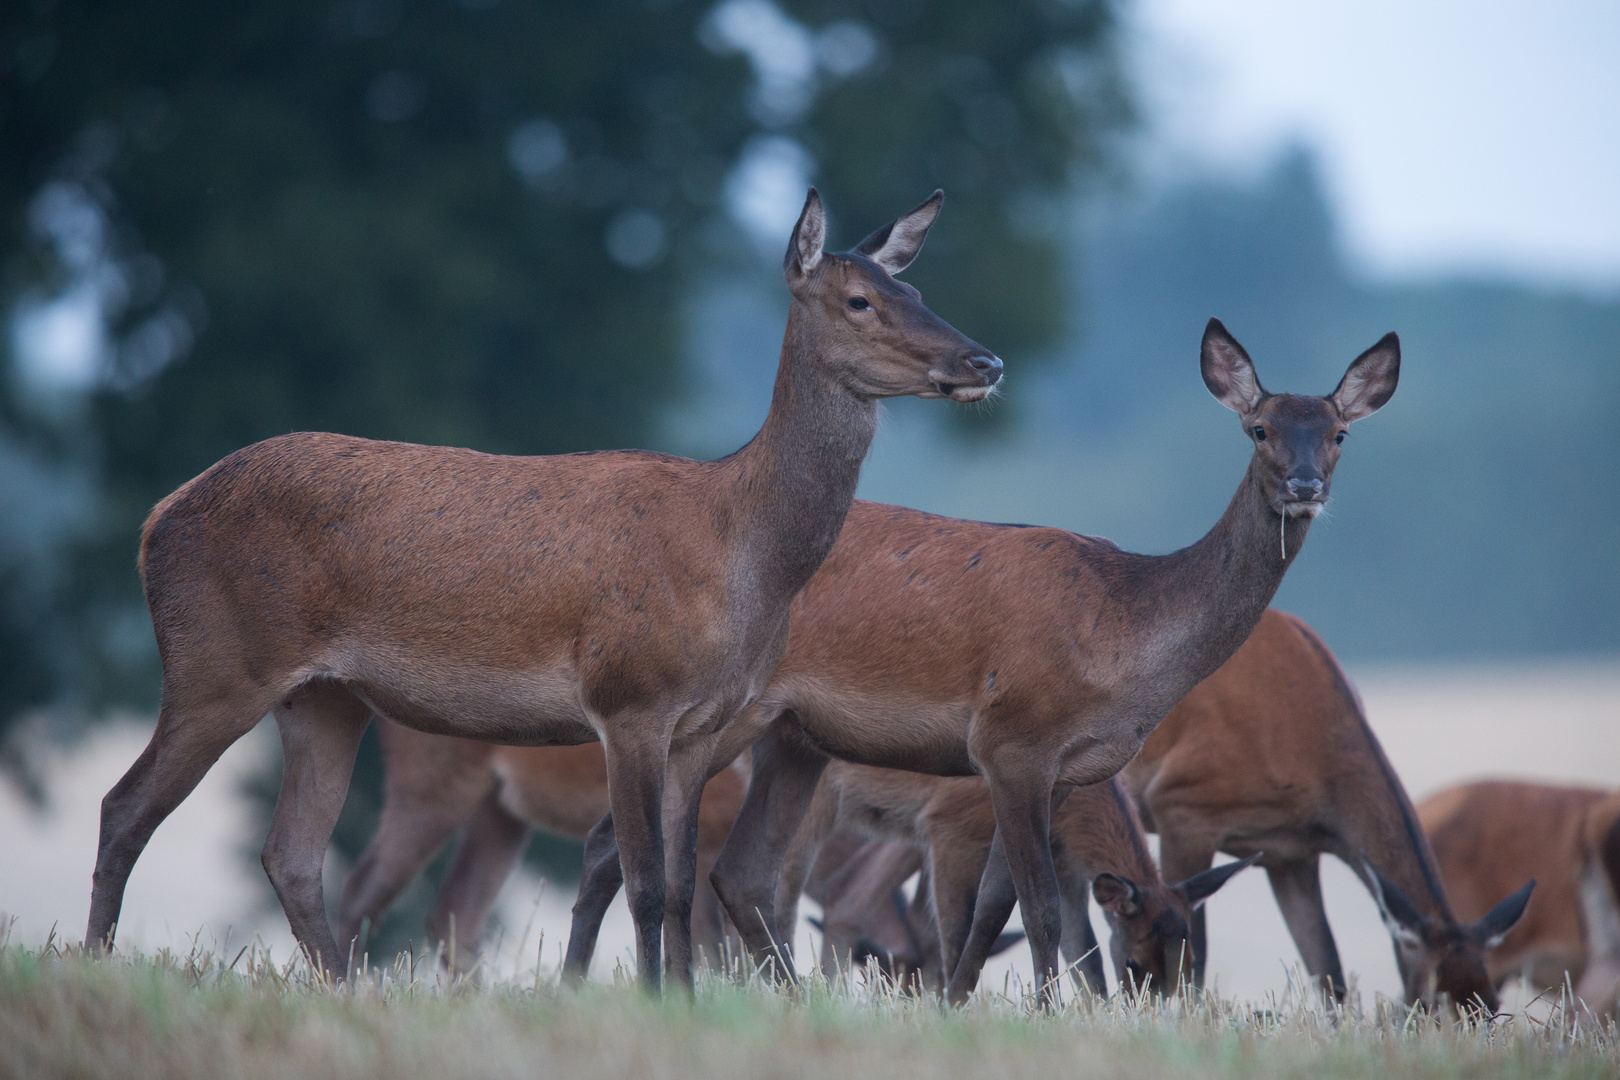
<box><xmin>1</xmin><ymin>0</ymin><xmax>1128</xmax><ymax>950</ymax></box>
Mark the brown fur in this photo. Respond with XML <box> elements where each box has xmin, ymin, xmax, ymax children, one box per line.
<box><xmin>1125</xmin><ymin>609</ymin><xmax>1529</xmax><ymax>1012</ymax></box>
<box><xmin>337</xmin><ymin>721</ymin><xmax>748</xmax><ymax>971</ymax></box>
<box><xmin>84</xmin><ymin>189</ymin><xmax>1000</xmax><ymax>990</ymax></box>
<box><xmin>692</xmin><ymin>320</ymin><xmax>1401</xmax><ymax>1005</ymax></box>
<box><xmin>1420</xmin><ymin>780</ymin><xmax>1616</xmax><ymax>1007</ymax></box>
<box><xmin>781</xmin><ymin>765</ymin><xmax>1237</xmax><ymax>996</ymax></box>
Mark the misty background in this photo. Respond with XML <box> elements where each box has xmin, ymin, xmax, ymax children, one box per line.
<box><xmin>1</xmin><ymin>0</ymin><xmax>1616</xmax><ymax>981</ymax></box>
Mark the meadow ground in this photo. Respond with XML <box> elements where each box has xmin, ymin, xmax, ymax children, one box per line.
<box><xmin>4</xmin><ymin>931</ymin><xmax>1618</xmax><ymax>1080</ymax></box>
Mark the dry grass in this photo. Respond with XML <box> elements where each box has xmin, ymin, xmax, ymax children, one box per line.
<box><xmin>3</xmin><ymin>925</ymin><xmax>1618</xmax><ymax>1080</ymax></box>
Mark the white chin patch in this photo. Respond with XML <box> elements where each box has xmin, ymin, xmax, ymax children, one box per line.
<box><xmin>948</xmin><ymin>384</ymin><xmax>995</xmax><ymax>403</ymax></box>
<box><xmin>1285</xmin><ymin>501</ymin><xmax>1324</xmax><ymax>519</ymax></box>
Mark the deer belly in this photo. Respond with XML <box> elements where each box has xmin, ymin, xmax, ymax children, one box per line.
<box><xmin>775</xmin><ymin>679</ymin><xmax>977</xmax><ymax>776</ymax></box>
<box><xmin>340</xmin><ymin>660</ymin><xmax>597</xmax><ymax>746</ymax></box>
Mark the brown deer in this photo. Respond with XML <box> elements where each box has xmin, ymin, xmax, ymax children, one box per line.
<box><xmin>1109</xmin><ymin>609</ymin><xmax>1534</xmax><ymax>1012</ymax></box>
<box><xmin>562</xmin><ymin>319</ymin><xmax>1399</xmax><ymax>1004</ymax></box>
<box><xmin>775</xmin><ymin>764</ymin><xmax>1255</xmax><ymax>995</ymax></box>
<box><xmin>336</xmin><ymin>719</ymin><xmax>748</xmax><ymax>972</ymax></box>
<box><xmin>1420</xmin><ymin>780</ymin><xmax>1618</xmax><ymax>1012</ymax></box>
<box><xmin>84</xmin><ymin>188</ymin><xmax>1002</xmax><ymax>991</ymax></box>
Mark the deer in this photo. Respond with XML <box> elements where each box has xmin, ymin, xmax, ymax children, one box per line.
<box><xmin>1097</xmin><ymin>608</ymin><xmax>1535</xmax><ymax>1013</ymax></box>
<box><xmin>1419</xmin><ymin>780</ymin><xmax>1619</xmax><ymax>1014</ymax></box>
<box><xmin>84</xmin><ymin>188</ymin><xmax>1003</xmax><ymax>992</ymax></box>
<box><xmin>335</xmin><ymin>719</ymin><xmax>748</xmax><ymax>972</ymax></box>
<box><xmin>567</xmin><ymin>319</ymin><xmax>1401</xmax><ymax>1006</ymax></box>
<box><xmin>772</xmin><ymin>764</ymin><xmax>1256</xmax><ymax>995</ymax></box>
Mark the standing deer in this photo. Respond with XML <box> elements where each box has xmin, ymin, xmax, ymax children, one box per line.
<box><xmin>774</xmin><ymin>765</ymin><xmax>1255</xmax><ymax>994</ymax></box>
<box><xmin>1419</xmin><ymin>780</ymin><xmax>1618</xmax><ymax>1012</ymax></box>
<box><xmin>574</xmin><ymin>319</ymin><xmax>1400</xmax><ymax>1005</ymax></box>
<box><xmin>336</xmin><ymin>719</ymin><xmax>748</xmax><ymax>972</ymax></box>
<box><xmin>84</xmin><ymin>188</ymin><xmax>1002</xmax><ymax>991</ymax></box>
<box><xmin>1114</xmin><ymin>609</ymin><xmax>1534</xmax><ymax>1012</ymax></box>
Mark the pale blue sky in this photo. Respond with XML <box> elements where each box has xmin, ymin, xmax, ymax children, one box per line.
<box><xmin>1132</xmin><ymin>0</ymin><xmax>1620</xmax><ymax>291</ymax></box>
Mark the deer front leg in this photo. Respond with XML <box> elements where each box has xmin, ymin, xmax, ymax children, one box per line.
<box><xmin>562</xmin><ymin>813</ymin><xmax>624</xmax><ymax>985</ymax></box>
<box><xmin>660</xmin><ymin>737</ymin><xmax>722</xmax><ymax>993</ymax></box>
<box><xmin>1268</xmin><ymin>856</ymin><xmax>1347</xmax><ymax>1003</ymax></box>
<box><xmin>947</xmin><ymin>777</ymin><xmax>1067</xmax><ymax>1008</ymax></box>
<box><xmin>600</xmin><ymin>729</ymin><xmax>670</xmax><ymax>993</ymax></box>
<box><xmin>710</xmin><ymin>717</ymin><xmax>829</xmax><ymax>980</ymax></box>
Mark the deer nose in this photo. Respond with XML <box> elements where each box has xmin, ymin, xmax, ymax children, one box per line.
<box><xmin>966</xmin><ymin>355</ymin><xmax>1003</xmax><ymax>382</ymax></box>
<box><xmin>1286</xmin><ymin>477</ymin><xmax>1324</xmax><ymax>500</ymax></box>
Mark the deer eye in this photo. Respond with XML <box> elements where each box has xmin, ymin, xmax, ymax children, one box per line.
<box><xmin>1335</xmin><ymin>430</ymin><xmax>1346</xmax><ymax>445</ymax></box>
<box><xmin>847</xmin><ymin>296</ymin><xmax>870</xmax><ymax>311</ymax></box>
<box><xmin>1252</xmin><ymin>426</ymin><xmax>1266</xmax><ymax>441</ymax></box>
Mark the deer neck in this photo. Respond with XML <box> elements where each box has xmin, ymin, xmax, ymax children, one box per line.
<box><xmin>1122</xmin><ymin>459</ymin><xmax>1312</xmax><ymax>707</ymax></box>
<box><xmin>723</xmin><ymin>302</ymin><xmax>877</xmax><ymax>604</ymax></box>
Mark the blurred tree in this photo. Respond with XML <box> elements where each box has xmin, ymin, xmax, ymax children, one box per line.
<box><xmin>1</xmin><ymin>0</ymin><xmax>1130</xmax><ymax>953</ymax></box>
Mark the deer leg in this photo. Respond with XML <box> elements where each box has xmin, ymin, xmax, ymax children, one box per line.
<box><xmin>600</xmin><ymin>729</ymin><xmax>670</xmax><ymax>993</ymax></box>
<box><xmin>1157</xmin><ymin>833</ymin><xmax>1216</xmax><ymax>989</ymax></box>
<box><xmin>337</xmin><ymin>755</ymin><xmax>496</xmax><ymax>961</ymax></box>
<box><xmin>817</xmin><ymin>840</ymin><xmax>924</xmax><ymax>981</ymax></box>
<box><xmin>562</xmin><ymin>812</ymin><xmax>624</xmax><ymax>985</ymax></box>
<box><xmin>907</xmin><ymin>865</ymin><xmax>946</xmax><ymax>991</ymax></box>
<box><xmin>1267</xmin><ymin>856</ymin><xmax>1347</xmax><ymax>1003</ymax></box>
<box><xmin>691</xmin><ymin>845</ymin><xmax>729</xmax><ymax>972</ymax></box>
<box><xmin>944</xmin><ymin>829</ymin><xmax>1020</xmax><ymax>1004</ymax></box>
<box><xmin>1059</xmin><ymin>876</ymin><xmax>1105</xmax><ymax>996</ymax></box>
<box><xmin>946</xmin><ymin>781</ymin><xmax>1069</xmax><ymax>1008</ymax></box>
<box><xmin>770</xmin><ymin>781</ymin><xmax>839</xmax><ymax>974</ymax></box>
<box><xmin>261</xmin><ymin>686</ymin><xmax>371</xmax><ymax>980</ymax></box>
<box><xmin>928</xmin><ymin>826</ymin><xmax>994</xmax><ymax>992</ymax></box>
<box><xmin>659</xmin><ymin>737</ymin><xmax>719</xmax><ymax>993</ymax></box>
<box><xmin>87</xmin><ymin>685</ymin><xmax>272</xmax><ymax>951</ymax></box>
<box><xmin>426</xmin><ymin>789</ymin><xmax>531</xmax><ymax>974</ymax></box>
<box><xmin>710</xmin><ymin>718</ymin><xmax>829</xmax><ymax>979</ymax></box>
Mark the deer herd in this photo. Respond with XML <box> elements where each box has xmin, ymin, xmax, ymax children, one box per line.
<box><xmin>82</xmin><ymin>188</ymin><xmax>1612</xmax><ymax>1018</ymax></box>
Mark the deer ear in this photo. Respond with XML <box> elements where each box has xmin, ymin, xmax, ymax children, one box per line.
<box><xmin>1200</xmin><ymin>318</ymin><xmax>1266</xmax><ymax>415</ymax></box>
<box><xmin>1468</xmin><ymin>879</ymin><xmax>1534</xmax><ymax>950</ymax></box>
<box><xmin>784</xmin><ymin>187</ymin><xmax>827</xmax><ymax>286</ymax></box>
<box><xmin>1365</xmin><ymin>861</ymin><xmax>1427</xmax><ymax>950</ymax></box>
<box><xmin>1092</xmin><ymin>872</ymin><xmax>1142</xmax><ymax>917</ymax></box>
<box><xmin>1173</xmin><ymin>853</ymin><xmax>1261</xmax><ymax>910</ymax></box>
<box><xmin>854</xmin><ymin>190</ymin><xmax>943</xmax><ymax>275</ymax></box>
<box><xmin>1332</xmin><ymin>332</ymin><xmax>1400</xmax><ymax>422</ymax></box>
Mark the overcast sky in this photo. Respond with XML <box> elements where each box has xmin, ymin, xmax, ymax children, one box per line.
<box><xmin>1131</xmin><ymin>0</ymin><xmax>1620</xmax><ymax>292</ymax></box>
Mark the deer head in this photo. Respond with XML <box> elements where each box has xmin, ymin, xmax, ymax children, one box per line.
<box><xmin>784</xmin><ymin>188</ymin><xmax>1002</xmax><ymax>403</ymax></box>
<box><xmin>1092</xmin><ymin>854</ymin><xmax>1259</xmax><ymax>996</ymax></box>
<box><xmin>1201</xmin><ymin>319</ymin><xmax>1400</xmax><ymax>520</ymax></box>
<box><xmin>1367</xmin><ymin>863</ymin><xmax>1535</xmax><ymax>1014</ymax></box>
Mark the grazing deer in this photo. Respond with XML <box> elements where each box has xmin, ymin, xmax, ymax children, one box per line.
<box><xmin>1420</xmin><ymin>780</ymin><xmax>1618</xmax><ymax>1012</ymax></box>
<box><xmin>85</xmin><ymin>188</ymin><xmax>1002</xmax><ymax>990</ymax></box>
<box><xmin>550</xmin><ymin>320</ymin><xmax>1398</xmax><ymax>1005</ymax></box>
<box><xmin>775</xmin><ymin>765</ymin><xmax>1255</xmax><ymax>995</ymax></box>
<box><xmin>336</xmin><ymin>718</ymin><xmax>748</xmax><ymax>971</ymax></box>
<box><xmin>1114</xmin><ymin>609</ymin><xmax>1534</xmax><ymax>1012</ymax></box>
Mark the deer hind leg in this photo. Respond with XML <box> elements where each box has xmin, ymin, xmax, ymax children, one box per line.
<box><xmin>562</xmin><ymin>812</ymin><xmax>623</xmax><ymax>984</ymax></box>
<box><xmin>337</xmin><ymin>737</ymin><xmax>498</xmax><ymax>962</ymax></box>
<box><xmin>816</xmin><ymin>839</ymin><xmax>924</xmax><ymax>982</ymax></box>
<box><xmin>87</xmin><ymin>683</ymin><xmax>274</xmax><ymax>951</ymax></box>
<box><xmin>1267</xmin><ymin>856</ymin><xmax>1347</xmax><ymax>1003</ymax></box>
<box><xmin>1157</xmin><ymin>832</ymin><xmax>1216</xmax><ymax>989</ymax></box>
<box><xmin>426</xmin><ymin>789</ymin><xmax>531</xmax><ymax>974</ymax></box>
<box><xmin>261</xmin><ymin>685</ymin><xmax>370</xmax><ymax>980</ymax></box>
<box><xmin>710</xmin><ymin>717</ymin><xmax>829</xmax><ymax>980</ymax></box>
